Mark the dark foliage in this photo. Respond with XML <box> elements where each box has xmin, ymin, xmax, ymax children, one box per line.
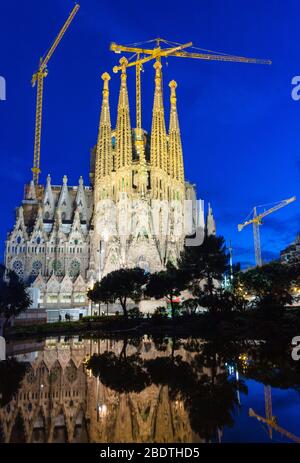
<box><xmin>88</xmin><ymin>267</ymin><xmax>148</xmax><ymax>318</ymax></box>
<box><xmin>0</xmin><ymin>265</ymin><xmax>31</xmax><ymax>336</ymax></box>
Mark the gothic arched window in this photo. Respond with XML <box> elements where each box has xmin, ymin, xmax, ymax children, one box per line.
<box><xmin>51</xmin><ymin>260</ymin><xmax>63</xmax><ymax>276</ymax></box>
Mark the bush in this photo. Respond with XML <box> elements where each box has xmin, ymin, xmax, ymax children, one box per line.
<box><xmin>81</xmin><ymin>315</ymin><xmax>106</xmax><ymax>322</ymax></box>
<box><xmin>128</xmin><ymin>307</ymin><xmax>143</xmax><ymax>319</ymax></box>
<box><xmin>152</xmin><ymin>306</ymin><xmax>168</xmax><ymax>319</ymax></box>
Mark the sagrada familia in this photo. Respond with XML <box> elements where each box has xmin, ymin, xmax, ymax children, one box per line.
<box><xmin>4</xmin><ymin>58</ymin><xmax>216</xmax><ymax>312</ymax></box>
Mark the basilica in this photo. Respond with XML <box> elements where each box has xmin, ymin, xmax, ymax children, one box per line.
<box><xmin>4</xmin><ymin>58</ymin><xmax>216</xmax><ymax>315</ymax></box>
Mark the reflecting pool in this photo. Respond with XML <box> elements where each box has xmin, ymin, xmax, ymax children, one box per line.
<box><xmin>1</xmin><ymin>335</ymin><xmax>300</xmax><ymax>443</ymax></box>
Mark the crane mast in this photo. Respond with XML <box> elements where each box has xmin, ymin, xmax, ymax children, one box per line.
<box><xmin>238</xmin><ymin>196</ymin><xmax>296</xmax><ymax>267</ymax></box>
<box><xmin>136</xmin><ymin>55</ymin><xmax>142</xmax><ymax>131</ymax></box>
<box><xmin>31</xmin><ymin>4</ymin><xmax>80</xmax><ymax>186</ymax></box>
<box><xmin>253</xmin><ymin>207</ymin><xmax>262</xmax><ymax>267</ymax></box>
<box><xmin>110</xmin><ymin>37</ymin><xmax>271</xmax><ymax>133</ymax></box>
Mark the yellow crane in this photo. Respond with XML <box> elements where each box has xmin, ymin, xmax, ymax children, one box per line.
<box><xmin>110</xmin><ymin>37</ymin><xmax>271</xmax><ymax>131</ymax></box>
<box><xmin>31</xmin><ymin>4</ymin><xmax>80</xmax><ymax>186</ymax></box>
<box><xmin>249</xmin><ymin>406</ymin><xmax>300</xmax><ymax>443</ymax></box>
<box><xmin>238</xmin><ymin>196</ymin><xmax>296</xmax><ymax>266</ymax></box>
<box><xmin>111</xmin><ymin>39</ymin><xmax>193</xmax><ymax>131</ymax></box>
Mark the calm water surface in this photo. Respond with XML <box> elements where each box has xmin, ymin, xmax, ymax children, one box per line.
<box><xmin>0</xmin><ymin>335</ymin><xmax>299</xmax><ymax>443</ymax></box>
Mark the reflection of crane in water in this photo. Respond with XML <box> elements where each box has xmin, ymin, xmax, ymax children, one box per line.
<box><xmin>249</xmin><ymin>385</ymin><xmax>300</xmax><ymax>443</ymax></box>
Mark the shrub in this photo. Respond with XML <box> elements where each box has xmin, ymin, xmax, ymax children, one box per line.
<box><xmin>152</xmin><ymin>306</ymin><xmax>168</xmax><ymax>319</ymax></box>
<box><xmin>128</xmin><ymin>307</ymin><xmax>143</xmax><ymax>319</ymax></box>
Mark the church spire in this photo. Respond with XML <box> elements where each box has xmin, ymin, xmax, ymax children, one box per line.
<box><xmin>168</xmin><ymin>80</ymin><xmax>184</xmax><ymax>184</ymax></box>
<box><xmin>95</xmin><ymin>72</ymin><xmax>112</xmax><ymax>188</ymax></box>
<box><xmin>206</xmin><ymin>203</ymin><xmax>217</xmax><ymax>236</ymax></box>
<box><xmin>115</xmin><ymin>57</ymin><xmax>132</xmax><ymax>173</ymax></box>
<box><xmin>150</xmin><ymin>61</ymin><xmax>168</xmax><ymax>176</ymax></box>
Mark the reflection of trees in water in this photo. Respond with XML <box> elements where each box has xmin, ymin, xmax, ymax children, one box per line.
<box><xmin>185</xmin><ymin>370</ymin><xmax>247</xmax><ymax>441</ymax></box>
<box><xmin>237</xmin><ymin>338</ymin><xmax>300</xmax><ymax>392</ymax></box>
<box><xmin>87</xmin><ymin>337</ymin><xmax>151</xmax><ymax>394</ymax></box>
<box><xmin>0</xmin><ymin>359</ymin><xmax>28</xmax><ymax>407</ymax></box>
<box><xmin>0</xmin><ymin>421</ymin><xmax>4</xmax><ymax>443</ymax></box>
<box><xmin>10</xmin><ymin>411</ymin><xmax>26</xmax><ymax>443</ymax></box>
<box><xmin>87</xmin><ymin>336</ymin><xmax>247</xmax><ymax>441</ymax></box>
<box><xmin>3</xmin><ymin>335</ymin><xmax>300</xmax><ymax>443</ymax></box>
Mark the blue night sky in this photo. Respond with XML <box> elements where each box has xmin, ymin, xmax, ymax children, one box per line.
<box><xmin>0</xmin><ymin>0</ymin><xmax>299</xmax><ymax>267</ymax></box>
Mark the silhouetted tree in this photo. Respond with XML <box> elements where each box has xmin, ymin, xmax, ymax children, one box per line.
<box><xmin>197</xmin><ymin>288</ymin><xmax>247</xmax><ymax>314</ymax></box>
<box><xmin>235</xmin><ymin>261</ymin><xmax>296</xmax><ymax>316</ymax></box>
<box><xmin>178</xmin><ymin>235</ymin><xmax>229</xmax><ymax>296</ymax></box>
<box><xmin>0</xmin><ymin>265</ymin><xmax>31</xmax><ymax>336</ymax></box>
<box><xmin>145</xmin><ymin>263</ymin><xmax>186</xmax><ymax>318</ymax></box>
<box><xmin>88</xmin><ymin>267</ymin><xmax>148</xmax><ymax>318</ymax></box>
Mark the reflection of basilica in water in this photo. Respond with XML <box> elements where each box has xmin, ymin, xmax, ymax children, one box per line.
<box><xmin>0</xmin><ymin>337</ymin><xmax>219</xmax><ymax>443</ymax></box>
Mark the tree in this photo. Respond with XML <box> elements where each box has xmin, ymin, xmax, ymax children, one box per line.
<box><xmin>0</xmin><ymin>265</ymin><xmax>31</xmax><ymax>336</ymax></box>
<box><xmin>197</xmin><ymin>288</ymin><xmax>247</xmax><ymax>314</ymax></box>
<box><xmin>145</xmin><ymin>262</ymin><xmax>187</xmax><ymax>318</ymax></box>
<box><xmin>178</xmin><ymin>235</ymin><xmax>229</xmax><ymax>296</ymax></box>
<box><xmin>152</xmin><ymin>306</ymin><xmax>168</xmax><ymax>321</ymax></box>
<box><xmin>128</xmin><ymin>307</ymin><xmax>142</xmax><ymax>319</ymax></box>
<box><xmin>235</xmin><ymin>261</ymin><xmax>295</xmax><ymax>316</ymax></box>
<box><xmin>87</xmin><ymin>267</ymin><xmax>148</xmax><ymax>318</ymax></box>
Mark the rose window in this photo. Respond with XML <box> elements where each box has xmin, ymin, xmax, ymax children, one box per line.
<box><xmin>12</xmin><ymin>260</ymin><xmax>23</xmax><ymax>276</ymax></box>
<box><xmin>31</xmin><ymin>260</ymin><xmax>42</xmax><ymax>275</ymax></box>
<box><xmin>69</xmin><ymin>260</ymin><xmax>80</xmax><ymax>278</ymax></box>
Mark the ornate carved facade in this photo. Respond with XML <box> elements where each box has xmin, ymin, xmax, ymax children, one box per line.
<box><xmin>4</xmin><ymin>61</ymin><xmax>216</xmax><ymax>309</ymax></box>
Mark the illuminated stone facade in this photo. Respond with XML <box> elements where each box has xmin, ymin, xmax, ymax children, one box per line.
<box><xmin>4</xmin><ymin>62</ymin><xmax>216</xmax><ymax>309</ymax></box>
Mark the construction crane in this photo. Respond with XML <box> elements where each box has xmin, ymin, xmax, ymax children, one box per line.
<box><xmin>238</xmin><ymin>196</ymin><xmax>296</xmax><ymax>266</ymax></box>
<box><xmin>249</xmin><ymin>406</ymin><xmax>300</xmax><ymax>443</ymax></box>
<box><xmin>31</xmin><ymin>4</ymin><xmax>80</xmax><ymax>186</ymax></box>
<box><xmin>264</xmin><ymin>385</ymin><xmax>273</xmax><ymax>439</ymax></box>
<box><xmin>111</xmin><ymin>39</ymin><xmax>193</xmax><ymax>131</ymax></box>
<box><xmin>110</xmin><ymin>37</ymin><xmax>272</xmax><ymax>131</ymax></box>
